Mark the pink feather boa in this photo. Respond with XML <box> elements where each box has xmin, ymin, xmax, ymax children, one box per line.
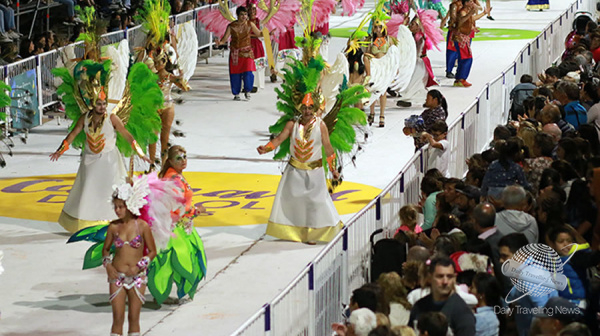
<box><xmin>386</xmin><ymin>14</ymin><xmax>406</xmax><ymax>38</ymax></box>
<box><xmin>197</xmin><ymin>7</ymin><xmax>232</xmax><ymax>37</ymax></box>
<box><xmin>216</xmin><ymin>0</ymin><xmax>300</xmax><ymax>39</ymax></box>
<box><xmin>138</xmin><ymin>172</ymin><xmax>186</xmax><ymax>251</ymax></box>
<box><xmin>312</xmin><ymin>0</ymin><xmax>336</xmax><ymax>28</ymax></box>
<box><xmin>417</xmin><ymin>9</ymin><xmax>444</xmax><ymax>51</ymax></box>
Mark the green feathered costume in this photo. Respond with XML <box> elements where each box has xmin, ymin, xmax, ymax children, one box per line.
<box><xmin>262</xmin><ymin>2</ymin><xmax>369</xmax><ymax>242</ymax></box>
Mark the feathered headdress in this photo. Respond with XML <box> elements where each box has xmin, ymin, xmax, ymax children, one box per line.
<box><xmin>136</xmin><ymin>0</ymin><xmax>171</xmax><ymax>49</ymax></box>
<box><xmin>112</xmin><ymin>177</ymin><xmax>151</xmax><ymax>216</ymax></box>
<box><xmin>371</xmin><ymin>0</ymin><xmax>391</xmax><ymax>34</ymax></box>
<box><xmin>346</xmin><ymin>12</ymin><xmax>371</xmax><ymax>56</ymax></box>
<box><xmin>75</xmin><ymin>6</ymin><xmax>104</xmax><ymax>61</ymax></box>
<box><xmin>415</xmin><ymin>9</ymin><xmax>444</xmax><ymax>51</ymax></box>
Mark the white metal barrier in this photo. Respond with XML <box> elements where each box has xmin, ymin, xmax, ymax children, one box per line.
<box><xmin>231</xmin><ymin>0</ymin><xmax>591</xmax><ymax>334</ymax></box>
<box><xmin>3</xmin><ymin>5</ymin><xmax>215</xmax><ymax>129</ymax></box>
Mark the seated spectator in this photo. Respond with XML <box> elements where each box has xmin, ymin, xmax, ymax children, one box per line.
<box><xmin>43</xmin><ymin>31</ymin><xmax>57</xmax><ymax>52</ymax></box>
<box><xmin>417</xmin><ymin>312</ymin><xmax>448</xmax><ymax>336</ymax></box>
<box><xmin>332</xmin><ymin>308</ymin><xmax>377</xmax><ymax>336</ymax></box>
<box><xmin>538</xmin><ymin>103</ymin><xmax>575</xmax><ymax>136</ymax></box>
<box><xmin>19</xmin><ymin>38</ymin><xmax>34</xmax><ymax>59</ymax></box>
<box><xmin>0</xmin><ymin>0</ymin><xmax>21</xmax><ymax>41</ymax></box>
<box><xmin>495</xmin><ymin>185</ymin><xmax>539</xmax><ymax>243</ymax></box>
<box><xmin>408</xmin><ymin>256</ymin><xmax>476</xmax><ymax>335</ymax></box>
<box><xmin>536</xmin><ymin>66</ymin><xmax>560</xmax><ymax>87</ymax></box>
<box><xmin>377</xmin><ymin>272</ymin><xmax>411</xmax><ymax>327</ymax></box>
<box><xmin>397</xmin><ymin>204</ymin><xmax>422</xmax><ymax>235</ymax></box>
<box><xmin>465</xmin><ymin>165</ymin><xmax>485</xmax><ymax>188</ymax></box>
<box><xmin>554</xmin><ymin>81</ymin><xmax>587</xmax><ymax>130</ymax></box>
<box><xmin>481</xmin><ymin>138</ymin><xmax>532</xmax><ymax>199</ymax></box>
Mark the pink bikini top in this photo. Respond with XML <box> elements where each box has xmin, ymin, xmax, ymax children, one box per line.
<box><xmin>114</xmin><ymin>220</ymin><xmax>143</xmax><ymax>249</ymax></box>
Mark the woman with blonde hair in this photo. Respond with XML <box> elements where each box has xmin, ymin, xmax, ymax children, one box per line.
<box><xmin>377</xmin><ymin>272</ymin><xmax>412</xmax><ymax>327</ymax></box>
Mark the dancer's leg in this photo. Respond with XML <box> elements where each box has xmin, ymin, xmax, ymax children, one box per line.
<box><xmin>110</xmin><ymin>283</ymin><xmax>127</xmax><ymax>335</ymax></box>
<box><xmin>126</xmin><ymin>285</ymin><xmax>146</xmax><ymax>335</ymax></box>
<box><xmin>160</xmin><ymin>106</ymin><xmax>175</xmax><ymax>163</ymax></box>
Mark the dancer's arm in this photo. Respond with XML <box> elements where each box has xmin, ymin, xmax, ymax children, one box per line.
<box><xmin>49</xmin><ymin>115</ymin><xmax>85</xmax><ymax>161</ymax></box>
<box><xmin>139</xmin><ymin>220</ymin><xmax>157</xmax><ymax>265</ymax></box>
<box><xmin>257</xmin><ymin>121</ymin><xmax>294</xmax><ymax>154</ymax></box>
<box><xmin>216</xmin><ymin>25</ymin><xmax>231</xmax><ymax>47</ymax></box>
<box><xmin>110</xmin><ymin>114</ymin><xmax>152</xmax><ymax>163</ymax></box>
<box><xmin>103</xmin><ymin>223</ymin><xmax>118</xmax><ymax>280</ymax></box>
<box><xmin>249</xmin><ymin>22</ymin><xmax>262</xmax><ymax>38</ymax></box>
<box><xmin>321</xmin><ymin>121</ymin><xmax>340</xmax><ymax>180</ymax></box>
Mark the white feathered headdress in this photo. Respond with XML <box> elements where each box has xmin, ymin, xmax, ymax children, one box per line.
<box><xmin>112</xmin><ymin>176</ymin><xmax>151</xmax><ymax>216</ymax></box>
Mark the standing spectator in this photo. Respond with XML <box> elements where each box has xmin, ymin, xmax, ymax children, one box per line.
<box><xmin>397</xmin><ymin>205</ymin><xmax>423</xmax><ymax>235</ymax></box>
<box><xmin>423</xmin><ymin>120</ymin><xmax>450</xmax><ymax>178</ymax></box>
<box><xmin>408</xmin><ymin>256</ymin><xmax>476</xmax><ymax>336</ymax></box>
<box><xmin>421</xmin><ymin>90</ymin><xmax>448</xmax><ymax>128</ymax></box>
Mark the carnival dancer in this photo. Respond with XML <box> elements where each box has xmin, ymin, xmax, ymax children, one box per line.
<box><xmin>451</xmin><ymin>0</ymin><xmax>489</xmax><ymax>87</ymax></box>
<box><xmin>135</xmin><ymin>0</ymin><xmax>192</xmax><ymax>166</ymax></box>
<box><xmin>396</xmin><ymin>10</ymin><xmax>443</xmax><ymax>107</ymax></box>
<box><xmin>103</xmin><ymin>181</ymin><xmax>157</xmax><ymax>336</ymax></box>
<box><xmin>148</xmin><ymin>145</ymin><xmax>207</xmax><ymax>304</ymax></box>
<box><xmin>257</xmin><ymin>93</ymin><xmax>341</xmax><ymax>244</ymax></box>
<box><xmin>257</xmin><ymin>5</ymin><xmax>369</xmax><ymax>243</ymax></box>
<box><xmin>365</xmin><ymin>14</ymin><xmax>393</xmax><ymax>127</ymax></box>
<box><xmin>526</xmin><ymin>0</ymin><xmax>548</xmax><ymax>11</ymax></box>
<box><xmin>444</xmin><ymin>0</ymin><xmax>460</xmax><ymax>78</ymax></box>
<box><xmin>248</xmin><ymin>2</ymin><xmax>266</xmax><ymax>91</ymax></box>
<box><xmin>217</xmin><ymin>6</ymin><xmax>262</xmax><ymax>101</ymax></box>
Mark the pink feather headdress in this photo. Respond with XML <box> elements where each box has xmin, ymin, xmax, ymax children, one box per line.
<box><xmin>340</xmin><ymin>0</ymin><xmax>365</xmax><ymax>16</ymax></box>
<box><xmin>385</xmin><ymin>13</ymin><xmax>406</xmax><ymax>38</ymax></box>
<box><xmin>197</xmin><ymin>7</ymin><xmax>233</xmax><ymax>37</ymax></box>
<box><xmin>312</xmin><ymin>0</ymin><xmax>336</xmax><ymax>28</ymax></box>
<box><xmin>417</xmin><ymin>9</ymin><xmax>444</xmax><ymax>51</ymax></box>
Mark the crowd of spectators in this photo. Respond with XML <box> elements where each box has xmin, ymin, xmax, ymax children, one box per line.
<box><xmin>332</xmin><ymin>14</ymin><xmax>600</xmax><ymax>336</ymax></box>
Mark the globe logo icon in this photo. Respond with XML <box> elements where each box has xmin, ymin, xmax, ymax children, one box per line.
<box><xmin>501</xmin><ymin>243</ymin><xmax>574</xmax><ymax>303</ymax></box>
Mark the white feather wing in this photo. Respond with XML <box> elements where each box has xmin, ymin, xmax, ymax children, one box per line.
<box><xmin>321</xmin><ymin>53</ymin><xmax>349</xmax><ymax>114</ymax></box>
<box><xmin>365</xmin><ymin>44</ymin><xmax>401</xmax><ymax>107</ymax></box>
<box><xmin>104</xmin><ymin>39</ymin><xmax>130</xmax><ymax>114</ymax></box>
<box><xmin>176</xmin><ymin>21</ymin><xmax>199</xmax><ymax>82</ymax></box>
<box><xmin>389</xmin><ymin>25</ymin><xmax>417</xmax><ymax>92</ymax></box>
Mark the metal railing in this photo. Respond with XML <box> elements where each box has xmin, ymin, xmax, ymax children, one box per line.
<box><xmin>231</xmin><ymin>0</ymin><xmax>592</xmax><ymax>334</ymax></box>
<box><xmin>2</xmin><ymin>4</ymin><xmax>216</xmax><ymax>129</ymax></box>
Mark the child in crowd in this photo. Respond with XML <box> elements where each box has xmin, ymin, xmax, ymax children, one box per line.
<box><xmin>396</xmin><ymin>204</ymin><xmax>422</xmax><ymax>235</ymax></box>
<box><xmin>548</xmin><ymin>226</ymin><xmax>588</xmax><ymax>309</ymax></box>
<box><xmin>422</xmin><ymin>120</ymin><xmax>450</xmax><ymax>177</ymax></box>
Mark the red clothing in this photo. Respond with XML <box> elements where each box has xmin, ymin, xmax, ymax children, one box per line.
<box><xmin>593</xmin><ymin>47</ymin><xmax>600</xmax><ymax>63</ymax></box>
<box><xmin>250</xmin><ymin>18</ymin><xmax>265</xmax><ymax>59</ymax></box>
<box><xmin>278</xmin><ymin>26</ymin><xmax>297</xmax><ymax>50</ymax></box>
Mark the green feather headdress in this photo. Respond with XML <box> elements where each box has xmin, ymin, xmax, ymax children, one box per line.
<box><xmin>136</xmin><ymin>0</ymin><xmax>171</xmax><ymax>49</ymax></box>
